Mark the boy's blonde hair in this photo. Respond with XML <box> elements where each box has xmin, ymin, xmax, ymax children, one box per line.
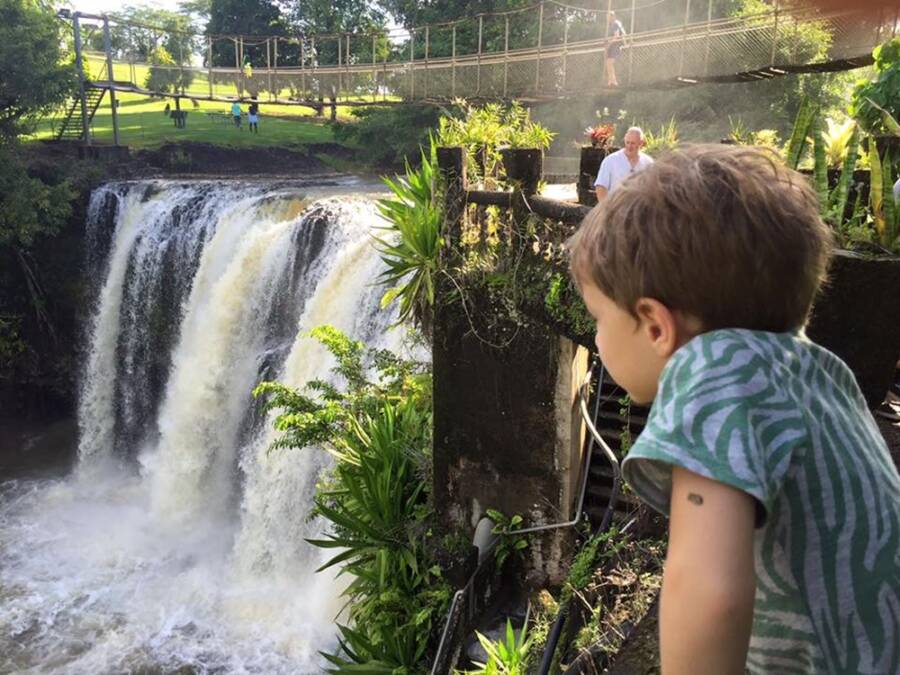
<box><xmin>570</xmin><ymin>144</ymin><xmax>833</xmax><ymax>333</ymax></box>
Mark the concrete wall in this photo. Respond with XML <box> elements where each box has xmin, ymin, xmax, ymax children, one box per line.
<box><xmin>432</xmin><ymin>300</ymin><xmax>589</xmax><ymax>584</ymax></box>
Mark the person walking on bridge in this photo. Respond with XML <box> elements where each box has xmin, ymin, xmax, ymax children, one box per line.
<box><xmin>594</xmin><ymin>127</ymin><xmax>653</xmax><ymax>201</ymax></box>
<box><xmin>605</xmin><ymin>11</ymin><xmax>626</xmax><ymax>87</ymax></box>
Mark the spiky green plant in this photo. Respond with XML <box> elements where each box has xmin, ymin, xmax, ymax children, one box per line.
<box><xmin>827</xmin><ymin>122</ymin><xmax>861</xmax><ymax>229</ymax></box>
<box><xmin>461</xmin><ymin>620</ymin><xmax>533</xmax><ymax>675</ymax></box>
<box><xmin>641</xmin><ymin>117</ymin><xmax>678</xmax><ymax>157</ymax></box>
<box><xmin>374</xmin><ymin>142</ymin><xmax>443</xmax><ymax>331</ymax></box>
<box><xmin>785</xmin><ymin>97</ymin><xmax>818</xmax><ymax>170</ymax></box>
<box><xmin>822</xmin><ymin>118</ymin><xmax>857</xmax><ymax>167</ymax></box>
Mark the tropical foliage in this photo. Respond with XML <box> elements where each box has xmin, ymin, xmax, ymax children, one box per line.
<box><xmin>640</xmin><ymin>117</ymin><xmax>679</xmax><ymax>157</ymax></box>
<box><xmin>785</xmin><ymin>95</ymin><xmax>898</xmax><ymax>253</ymax></box>
<box><xmin>0</xmin><ymin>0</ymin><xmax>82</xmax><ymax>393</ymax></box>
<box><xmin>850</xmin><ymin>37</ymin><xmax>900</xmax><ymax>136</ymax></box>
<box><xmin>461</xmin><ymin>620</ymin><xmax>533</xmax><ymax>675</ymax></box>
<box><xmin>331</xmin><ymin>104</ymin><xmax>447</xmax><ymax>169</ymax></box>
<box><xmin>437</xmin><ymin>100</ymin><xmax>555</xmax><ymax>188</ymax></box>
<box><xmin>374</xmin><ymin>142</ymin><xmax>443</xmax><ymax>331</ymax></box>
<box><xmin>255</xmin><ymin>326</ymin><xmax>449</xmax><ymax>673</ymax></box>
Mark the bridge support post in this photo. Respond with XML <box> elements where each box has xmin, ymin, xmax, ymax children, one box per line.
<box><xmin>627</xmin><ymin>0</ymin><xmax>637</xmax><ymax>84</ymax></box>
<box><xmin>234</xmin><ymin>37</ymin><xmax>240</xmax><ymax>96</ymax></box>
<box><xmin>770</xmin><ymin>0</ymin><xmax>779</xmax><ymax>66</ymax></box>
<box><xmin>678</xmin><ymin>0</ymin><xmax>691</xmax><ymax>77</ymax></box>
<box><xmin>703</xmin><ymin>0</ymin><xmax>712</xmax><ymax>76</ymax></box>
<box><xmin>346</xmin><ymin>34</ymin><xmax>351</xmax><ymax>100</ymax></box>
<box><xmin>410</xmin><ymin>29</ymin><xmax>415</xmax><ymax>99</ymax></box>
<box><xmin>503</xmin><ymin>16</ymin><xmax>509</xmax><ymax>98</ymax></box>
<box><xmin>372</xmin><ymin>34</ymin><xmax>377</xmax><ymax>100</ymax></box>
<box><xmin>72</xmin><ymin>13</ymin><xmax>91</xmax><ymax>145</ymax></box>
<box><xmin>424</xmin><ymin>26</ymin><xmax>429</xmax><ymax>99</ymax></box>
<box><xmin>102</xmin><ymin>15</ymin><xmax>119</xmax><ymax>146</ymax></box>
<box><xmin>562</xmin><ymin>9</ymin><xmax>569</xmax><ymax>92</ymax></box>
<box><xmin>477</xmin><ymin>15</ymin><xmax>483</xmax><ymax>95</ymax></box>
<box><xmin>207</xmin><ymin>36</ymin><xmax>213</xmax><ymax>98</ymax></box>
<box><xmin>452</xmin><ymin>25</ymin><xmax>457</xmax><ymax>98</ymax></box>
<box><xmin>337</xmin><ymin>35</ymin><xmax>342</xmax><ymax>103</ymax></box>
<box><xmin>266</xmin><ymin>38</ymin><xmax>272</xmax><ymax>102</ymax></box>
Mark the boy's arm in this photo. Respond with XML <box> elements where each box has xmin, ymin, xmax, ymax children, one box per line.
<box><xmin>660</xmin><ymin>466</ymin><xmax>756</xmax><ymax>675</ymax></box>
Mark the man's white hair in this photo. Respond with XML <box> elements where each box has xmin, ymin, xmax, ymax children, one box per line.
<box><xmin>624</xmin><ymin>126</ymin><xmax>644</xmax><ymax>141</ymax></box>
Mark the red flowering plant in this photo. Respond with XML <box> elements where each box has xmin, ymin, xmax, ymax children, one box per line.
<box><xmin>584</xmin><ymin>123</ymin><xmax>615</xmax><ymax>148</ymax></box>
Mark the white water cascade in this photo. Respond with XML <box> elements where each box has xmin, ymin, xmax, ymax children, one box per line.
<box><xmin>0</xmin><ymin>180</ymin><xmax>407</xmax><ymax>673</ymax></box>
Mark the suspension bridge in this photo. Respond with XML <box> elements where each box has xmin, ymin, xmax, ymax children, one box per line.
<box><xmin>58</xmin><ymin>1</ymin><xmax>898</xmax><ymax>143</ymax></box>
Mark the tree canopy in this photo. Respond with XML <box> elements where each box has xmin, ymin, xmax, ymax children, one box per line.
<box><xmin>0</xmin><ymin>0</ymin><xmax>77</xmax><ymax>138</ymax></box>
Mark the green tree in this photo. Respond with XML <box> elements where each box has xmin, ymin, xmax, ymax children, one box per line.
<box><xmin>0</xmin><ymin>0</ymin><xmax>76</xmax><ymax>137</ymax></box>
<box><xmin>208</xmin><ymin>0</ymin><xmax>286</xmax><ymax>67</ymax></box>
<box><xmin>0</xmin><ymin>0</ymin><xmax>79</xmax><ymax>384</ymax></box>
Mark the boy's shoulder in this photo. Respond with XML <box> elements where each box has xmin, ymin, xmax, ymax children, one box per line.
<box><xmin>663</xmin><ymin>328</ymin><xmax>854</xmax><ymax>400</ymax></box>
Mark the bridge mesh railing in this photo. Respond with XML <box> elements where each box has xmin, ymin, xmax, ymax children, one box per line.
<box><xmin>74</xmin><ymin>3</ymin><xmax>897</xmax><ymax>105</ymax></box>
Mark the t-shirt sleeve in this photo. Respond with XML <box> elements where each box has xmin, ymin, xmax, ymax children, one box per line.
<box><xmin>621</xmin><ymin>333</ymin><xmax>807</xmax><ymax>525</ymax></box>
<box><xmin>594</xmin><ymin>157</ymin><xmax>613</xmax><ymax>189</ymax></box>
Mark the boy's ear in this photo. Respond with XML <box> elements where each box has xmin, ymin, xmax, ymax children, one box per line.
<box><xmin>633</xmin><ymin>297</ymin><xmax>682</xmax><ymax>358</ymax></box>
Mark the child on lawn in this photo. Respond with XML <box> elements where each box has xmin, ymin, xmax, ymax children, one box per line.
<box><xmin>569</xmin><ymin>144</ymin><xmax>899</xmax><ymax>674</ymax></box>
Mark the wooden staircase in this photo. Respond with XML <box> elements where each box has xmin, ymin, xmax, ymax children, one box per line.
<box><xmin>55</xmin><ymin>86</ymin><xmax>106</xmax><ymax>141</ymax></box>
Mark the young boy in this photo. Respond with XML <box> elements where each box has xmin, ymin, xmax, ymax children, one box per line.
<box><xmin>569</xmin><ymin>144</ymin><xmax>899</xmax><ymax>674</ymax></box>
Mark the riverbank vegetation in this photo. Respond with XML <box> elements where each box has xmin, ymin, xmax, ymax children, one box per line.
<box><xmin>0</xmin><ymin>0</ymin><xmax>103</xmax><ymax>417</ymax></box>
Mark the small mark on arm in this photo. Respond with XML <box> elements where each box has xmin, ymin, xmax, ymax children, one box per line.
<box><xmin>687</xmin><ymin>493</ymin><xmax>704</xmax><ymax>506</ymax></box>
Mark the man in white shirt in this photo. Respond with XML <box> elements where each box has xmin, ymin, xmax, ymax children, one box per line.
<box><xmin>594</xmin><ymin>127</ymin><xmax>654</xmax><ymax>201</ymax></box>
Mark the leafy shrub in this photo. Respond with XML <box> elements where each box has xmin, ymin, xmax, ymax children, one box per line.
<box><xmin>374</xmin><ymin>143</ymin><xmax>443</xmax><ymax>332</ymax></box>
<box><xmin>331</xmin><ymin>104</ymin><xmax>447</xmax><ymax>169</ymax></box>
<box><xmin>850</xmin><ymin>38</ymin><xmax>900</xmax><ymax>136</ymax></box>
<box><xmin>254</xmin><ymin>326</ymin><xmax>449</xmax><ymax>673</ymax></box>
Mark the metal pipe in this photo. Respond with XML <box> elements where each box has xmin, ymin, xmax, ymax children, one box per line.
<box><xmin>102</xmin><ymin>15</ymin><xmax>119</xmax><ymax>146</ymax></box>
<box><xmin>514</xmin><ymin>362</ymin><xmax>619</xmax><ymax>537</ymax></box>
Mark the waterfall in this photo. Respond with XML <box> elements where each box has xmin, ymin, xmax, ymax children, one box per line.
<box><xmin>0</xmin><ymin>180</ymin><xmax>405</xmax><ymax>674</ymax></box>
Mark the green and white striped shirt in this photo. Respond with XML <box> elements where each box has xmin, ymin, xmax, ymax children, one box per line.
<box><xmin>623</xmin><ymin>329</ymin><xmax>900</xmax><ymax>674</ymax></box>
